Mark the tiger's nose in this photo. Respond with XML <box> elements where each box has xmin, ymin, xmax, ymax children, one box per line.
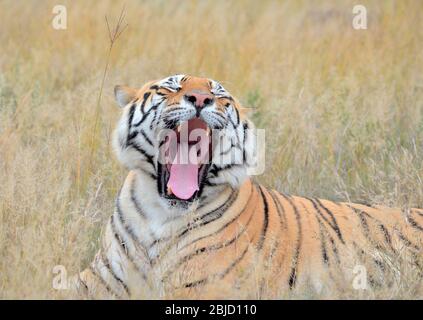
<box><xmin>184</xmin><ymin>92</ymin><xmax>214</xmax><ymax>109</ymax></box>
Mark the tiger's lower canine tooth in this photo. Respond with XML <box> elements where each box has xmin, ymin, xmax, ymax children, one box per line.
<box><xmin>167</xmin><ymin>186</ymin><xmax>173</xmax><ymax>195</ymax></box>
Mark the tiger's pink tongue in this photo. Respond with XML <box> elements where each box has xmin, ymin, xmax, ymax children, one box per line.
<box><xmin>167</xmin><ymin>145</ymin><xmax>199</xmax><ymax>200</ymax></box>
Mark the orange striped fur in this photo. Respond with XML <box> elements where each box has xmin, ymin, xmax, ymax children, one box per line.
<box><xmin>75</xmin><ymin>75</ymin><xmax>422</xmax><ymax>299</ymax></box>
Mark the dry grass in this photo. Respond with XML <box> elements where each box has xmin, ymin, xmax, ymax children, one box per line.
<box><xmin>0</xmin><ymin>0</ymin><xmax>422</xmax><ymax>299</ymax></box>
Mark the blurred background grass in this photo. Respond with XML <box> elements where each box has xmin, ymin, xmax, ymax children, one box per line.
<box><xmin>0</xmin><ymin>0</ymin><xmax>422</xmax><ymax>298</ymax></box>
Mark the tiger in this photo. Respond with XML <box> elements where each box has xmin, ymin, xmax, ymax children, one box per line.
<box><xmin>75</xmin><ymin>74</ymin><xmax>423</xmax><ymax>299</ymax></box>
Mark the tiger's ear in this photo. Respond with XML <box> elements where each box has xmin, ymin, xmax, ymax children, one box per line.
<box><xmin>235</xmin><ymin>100</ymin><xmax>254</xmax><ymax>120</ymax></box>
<box><xmin>114</xmin><ymin>85</ymin><xmax>138</xmax><ymax>108</ymax></box>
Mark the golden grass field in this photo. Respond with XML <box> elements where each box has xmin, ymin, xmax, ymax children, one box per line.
<box><xmin>0</xmin><ymin>0</ymin><xmax>422</xmax><ymax>299</ymax></box>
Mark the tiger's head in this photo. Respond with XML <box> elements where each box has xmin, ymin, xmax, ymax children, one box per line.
<box><xmin>113</xmin><ymin>75</ymin><xmax>257</xmax><ymax>213</ymax></box>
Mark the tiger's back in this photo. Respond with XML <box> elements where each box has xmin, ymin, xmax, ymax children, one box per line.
<box><xmin>159</xmin><ymin>179</ymin><xmax>423</xmax><ymax>298</ymax></box>
<box><xmin>78</xmin><ymin>177</ymin><xmax>422</xmax><ymax>299</ymax></box>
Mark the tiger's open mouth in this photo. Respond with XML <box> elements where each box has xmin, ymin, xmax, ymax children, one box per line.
<box><xmin>158</xmin><ymin>118</ymin><xmax>212</xmax><ymax>202</ymax></box>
